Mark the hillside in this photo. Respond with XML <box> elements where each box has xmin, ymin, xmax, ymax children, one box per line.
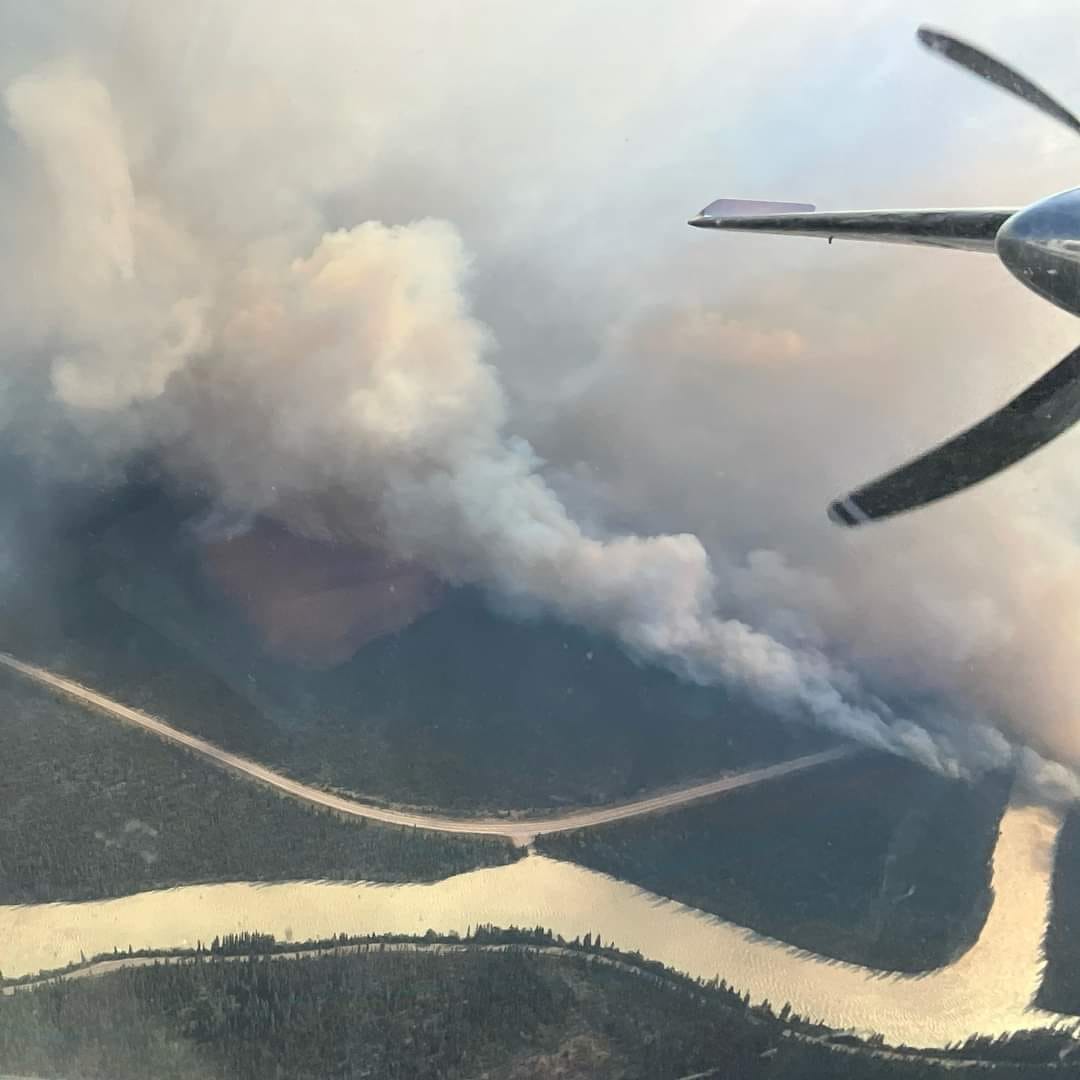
<box><xmin>0</xmin><ymin>479</ymin><xmax>833</xmax><ymax>815</ymax></box>
<box><xmin>538</xmin><ymin>755</ymin><xmax>1010</xmax><ymax>971</ymax></box>
<box><xmin>0</xmin><ymin>930</ymin><xmax>1066</xmax><ymax>1080</ymax></box>
<box><xmin>0</xmin><ymin>671</ymin><xmax>516</xmax><ymax>904</ymax></box>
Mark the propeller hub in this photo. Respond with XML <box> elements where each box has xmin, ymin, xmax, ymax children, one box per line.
<box><xmin>996</xmin><ymin>187</ymin><xmax>1080</xmax><ymax>318</ymax></box>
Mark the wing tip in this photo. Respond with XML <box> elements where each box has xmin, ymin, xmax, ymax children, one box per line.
<box><xmin>695</xmin><ymin>198</ymin><xmax>816</xmax><ymax>220</ymax></box>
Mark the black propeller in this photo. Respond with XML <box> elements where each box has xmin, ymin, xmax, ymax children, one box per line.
<box><xmin>691</xmin><ymin>27</ymin><xmax>1080</xmax><ymax>526</ymax></box>
<box><xmin>828</xmin><ymin>28</ymin><xmax>1080</xmax><ymax>527</ymax></box>
<box><xmin>917</xmin><ymin>27</ymin><xmax>1080</xmax><ymax>138</ymax></box>
<box><xmin>829</xmin><ymin>343</ymin><xmax>1080</xmax><ymax>526</ymax></box>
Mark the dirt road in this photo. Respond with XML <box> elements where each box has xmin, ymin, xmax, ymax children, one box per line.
<box><xmin>0</xmin><ymin>651</ymin><xmax>854</xmax><ymax>845</ymax></box>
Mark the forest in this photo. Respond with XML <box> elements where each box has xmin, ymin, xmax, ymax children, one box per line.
<box><xmin>0</xmin><ymin>927</ymin><xmax>1070</xmax><ymax>1080</ymax></box>
<box><xmin>1038</xmin><ymin>806</ymin><xmax>1080</xmax><ymax>1013</ymax></box>
<box><xmin>0</xmin><ymin>482</ymin><xmax>834</xmax><ymax>815</ymax></box>
<box><xmin>0</xmin><ymin>671</ymin><xmax>517</xmax><ymax>904</ymax></box>
<box><xmin>537</xmin><ymin>753</ymin><xmax>1011</xmax><ymax>971</ymax></box>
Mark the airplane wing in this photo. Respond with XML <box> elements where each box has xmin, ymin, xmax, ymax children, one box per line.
<box><xmin>828</xmin><ymin>342</ymin><xmax>1080</xmax><ymax>526</ymax></box>
<box><xmin>689</xmin><ymin>200</ymin><xmax>1018</xmax><ymax>253</ymax></box>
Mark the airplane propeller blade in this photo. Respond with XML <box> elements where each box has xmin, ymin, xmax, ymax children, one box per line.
<box><xmin>828</xmin><ymin>342</ymin><xmax>1080</xmax><ymax>526</ymax></box>
<box><xmin>917</xmin><ymin>26</ymin><xmax>1080</xmax><ymax>137</ymax></box>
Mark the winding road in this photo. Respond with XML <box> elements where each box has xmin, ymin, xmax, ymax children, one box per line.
<box><xmin>0</xmin><ymin>650</ymin><xmax>1073</xmax><ymax>1049</ymax></box>
<box><xmin>0</xmin><ymin>651</ymin><xmax>854</xmax><ymax>845</ymax></box>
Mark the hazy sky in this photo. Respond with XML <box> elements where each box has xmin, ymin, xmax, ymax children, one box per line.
<box><xmin>5</xmin><ymin>1</ymin><xmax>1080</xmax><ymax>795</ymax></box>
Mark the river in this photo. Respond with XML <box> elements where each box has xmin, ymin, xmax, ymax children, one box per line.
<box><xmin>1</xmin><ymin>798</ymin><xmax>1071</xmax><ymax>1049</ymax></box>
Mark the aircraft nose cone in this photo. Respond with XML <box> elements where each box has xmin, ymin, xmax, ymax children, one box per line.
<box><xmin>997</xmin><ymin>187</ymin><xmax>1080</xmax><ymax>318</ymax></box>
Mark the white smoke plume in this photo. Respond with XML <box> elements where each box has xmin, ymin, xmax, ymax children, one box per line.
<box><xmin>3</xmin><ymin>1</ymin><xmax>1080</xmax><ymax>797</ymax></box>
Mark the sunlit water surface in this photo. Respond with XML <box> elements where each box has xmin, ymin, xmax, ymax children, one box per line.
<box><xmin>1</xmin><ymin>802</ymin><xmax>1071</xmax><ymax>1048</ymax></box>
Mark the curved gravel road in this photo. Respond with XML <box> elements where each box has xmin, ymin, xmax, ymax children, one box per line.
<box><xmin>0</xmin><ymin>651</ymin><xmax>855</xmax><ymax>845</ymax></box>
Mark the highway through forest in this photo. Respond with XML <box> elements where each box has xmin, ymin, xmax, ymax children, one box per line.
<box><xmin>0</xmin><ymin>651</ymin><xmax>856</xmax><ymax>845</ymax></box>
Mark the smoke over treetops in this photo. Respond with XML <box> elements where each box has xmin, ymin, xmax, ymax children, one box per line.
<box><xmin>3</xmin><ymin>1</ymin><xmax>1080</xmax><ymax>799</ymax></box>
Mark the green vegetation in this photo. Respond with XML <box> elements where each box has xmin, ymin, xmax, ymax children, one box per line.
<box><xmin>0</xmin><ymin>489</ymin><xmax>834</xmax><ymax>814</ymax></box>
<box><xmin>0</xmin><ymin>928</ymin><xmax>1067</xmax><ymax>1080</ymax></box>
<box><xmin>0</xmin><ymin>671</ymin><xmax>517</xmax><ymax>904</ymax></box>
<box><xmin>538</xmin><ymin>754</ymin><xmax>1010</xmax><ymax>971</ymax></box>
<box><xmin>1038</xmin><ymin>807</ymin><xmax>1080</xmax><ymax>1013</ymax></box>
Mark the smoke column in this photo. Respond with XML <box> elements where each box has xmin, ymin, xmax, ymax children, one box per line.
<box><xmin>3</xmin><ymin>2</ymin><xmax>1080</xmax><ymax>799</ymax></box>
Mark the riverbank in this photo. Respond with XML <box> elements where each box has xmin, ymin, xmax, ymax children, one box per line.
<box><xmin>0</xmin><ymin>799</ymin><xmax>1071</xmax><ymax>1048</ymax></box>
<box><xmin>0</xmin><ymin>673</ymin><xmax>518</xmax><ymax>905</ymax></box>
<box><xmin>1</xmin><ymin>931</ymin><xmax>1070</xmax><ymax>1079</ymax></box>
